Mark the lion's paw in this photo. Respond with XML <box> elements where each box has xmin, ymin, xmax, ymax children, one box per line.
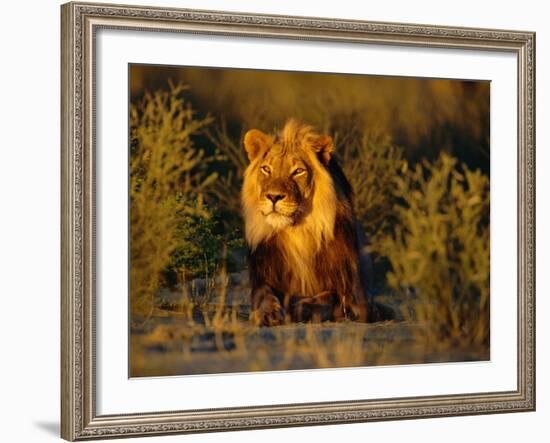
<box><xmin>250</xmin><ymin>294</ymin><xmax>285</xmax><ymax>327</ymax></box>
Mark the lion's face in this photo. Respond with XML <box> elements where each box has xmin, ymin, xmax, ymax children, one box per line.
<box><xmin>255</xmin><ymin>147</ymin><xmax>313</xmax><ymax>229</ymax></box>
<box><xmin>242</xmin><ymin>120</ymin><xmax>335</xmax><ymax>246</ymax></box>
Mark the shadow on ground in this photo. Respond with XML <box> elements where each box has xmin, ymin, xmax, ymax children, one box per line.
<box><xmin>34</xmin><ymin>421</ymin><xmax>59</xmax><ymax>437</ymax></box>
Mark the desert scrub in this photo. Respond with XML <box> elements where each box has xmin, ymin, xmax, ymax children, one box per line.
<box><xmin>337</xmin><ymin>132</ymin><xmax>405</xmax><ymax>238</ymax></box>
<box><xmin>375</xmin><ymin>153</ymin><xmax>489</xmax><ymax>348</ymax></box>
<box><xmin>130</xmin><ymin>83</ymin><xmax>217</xmax><ymax>319</ymax></box>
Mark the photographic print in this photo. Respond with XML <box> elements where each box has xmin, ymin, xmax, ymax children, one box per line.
<box><xmin>129</xmin><ymin>64</ymin><xmax>490</xmax><ymax>377</ymax></box>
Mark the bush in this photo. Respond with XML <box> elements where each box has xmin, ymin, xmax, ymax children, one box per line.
<box><xmin>374</xmin><ymin>153</ymin><xmax>490</xmax><ymax>347</ymax></box>
<box><xmin>129</xmin><ymin>83</ymin><xmax>216</xmax><ymax>318</ymax></box>
<box><xmin>167</xmin><ymin>197</ymin><xmax>245</xmax><ymax>283</ymax></box>
<box><xmin>204</xmin><ymin>120</ymin><xmax>248</xmax><ymax>232</ymax></box>
<box><xmin>337</xmin><ymin>133</ymin><xmax>405</xmax><ymax>238</ymax></box>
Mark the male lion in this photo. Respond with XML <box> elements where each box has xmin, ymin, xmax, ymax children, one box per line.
<box><xmin>242</xmin><ymin>119</ymin><xmax>376</xmax><ymax>327</ymax></box>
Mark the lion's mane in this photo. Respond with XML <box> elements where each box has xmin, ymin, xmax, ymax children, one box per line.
<box><xmin>242</xmin><ymin>119</ymin><xmax>371</xmax><ymax>325</ymax></box>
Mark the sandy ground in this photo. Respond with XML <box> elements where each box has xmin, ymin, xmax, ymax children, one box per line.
<box><xmin>130</xmin><ymin>272</ymin><xmax>489</xmax><ymax>377</ymax></box>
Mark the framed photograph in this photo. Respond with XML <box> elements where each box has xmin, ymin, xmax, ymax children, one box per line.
<box><xmin>61</xmin><ymin>1</ymin><xmax>536</xmax><ymax>440</ymax></box>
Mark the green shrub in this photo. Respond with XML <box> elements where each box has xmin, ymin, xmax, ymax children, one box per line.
<box><xmin>167</xmin><ymin>197</ymin><xmax>245</xmax><ymax>283</ymax></box>
<box><xmin>374</xmin><ymin>153</ymin><xmax>489</xmax><ymax>347</ymax></box>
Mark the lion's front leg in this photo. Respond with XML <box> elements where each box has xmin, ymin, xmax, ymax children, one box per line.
<box><xmin>249</xmin><ymin>285</ymin><xmax>285</xmax><ymax>327</ymax></box>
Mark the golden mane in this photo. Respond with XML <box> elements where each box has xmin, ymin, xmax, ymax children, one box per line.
<box><xmin>242</xmin><ymin>120</ymin><xmax>372</xmax><ymax>326</ymax></box>
<box><xmin>241</xmin><ymin>119</ymin><xmax>338</xmax><ymax>295</ymax></box>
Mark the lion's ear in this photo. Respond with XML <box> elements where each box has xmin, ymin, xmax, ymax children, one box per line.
<box><xmin>244</xmin><ymin>129</ymin><xmax>272</xmax><ymax>161</ymax></box>
<box><xmin>311</xmin><ymin>135</ymin><xmax>333</xmax><ymax>165</ymax></box>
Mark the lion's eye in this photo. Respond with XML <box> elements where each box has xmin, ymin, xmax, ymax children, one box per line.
<box><xmin>260</xmin><ymin>165</ymin><xmax>271</xmax><ymax>175</ymax></box>
<box><xmin>293</xmin><ymin>168</ymin><xmax>306</xmax><ymax>176</ymax></box>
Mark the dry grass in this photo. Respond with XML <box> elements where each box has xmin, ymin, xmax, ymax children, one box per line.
<box><xmin>131</xmin><ymin>262</ymin><xmax>486</xmax><ymax>377</ymax></box>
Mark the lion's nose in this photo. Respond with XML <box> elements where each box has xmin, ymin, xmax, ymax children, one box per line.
<box><xmin>266</xmin><ymin>193</ymin><xmax>287</xmax><ymax>204</ymax></box>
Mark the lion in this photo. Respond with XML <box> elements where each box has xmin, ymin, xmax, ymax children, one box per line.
<box><xmin>242</xmin><ymin>119</ymin><xmax>376</xmax><ymax>327</ymax></box>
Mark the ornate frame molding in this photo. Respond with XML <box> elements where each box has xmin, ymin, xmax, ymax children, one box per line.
<box><xmin>61</xmin><ymin>2</ymin><xmax>535</xmax><ymax>440</ymax></box>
